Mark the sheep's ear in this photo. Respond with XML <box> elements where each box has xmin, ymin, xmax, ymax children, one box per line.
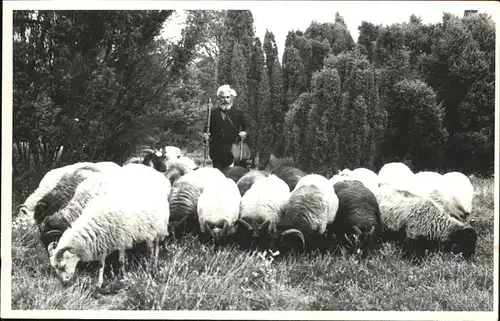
<box><xmin>281</xmin><ymin>229</ymin><xmax>305</xmax><ymax>251</ymax></box>
<box><xmin>367</xmin><ymin>225</ymin><xmax>376</xmax><ymax>236</ymax></box>
<box><xmin>353</xmin><ymin>226</ymin><xmax>362</xmax><ymax>235</ymax></box>
<box><xmin>47</xmin><ymin>241</ymin><xmax>58</xmax><ymax>256</ymax></box>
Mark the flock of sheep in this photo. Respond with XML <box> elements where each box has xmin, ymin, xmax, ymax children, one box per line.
<box><xmin>16</xmin><ymin>146</ymin><xmax>478</xmax><ymax>288</ymax></box>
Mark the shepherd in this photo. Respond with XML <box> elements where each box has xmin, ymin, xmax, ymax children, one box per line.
<box><xmin>202</xmin><ymin>84</ymin><xmax>250</xmax><ymax>173</ymax></box>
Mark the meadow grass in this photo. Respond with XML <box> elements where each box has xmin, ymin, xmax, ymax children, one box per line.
<box><xmin>9</xmin><ymin>173</ymin><xmax>495</xmax><ymax>311</ymax></box>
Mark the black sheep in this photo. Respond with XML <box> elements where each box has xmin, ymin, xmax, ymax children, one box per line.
<box><xmin>330</xmin><ymin>180</ymin><xmax>383</xmax><ymax>257</ymax></box>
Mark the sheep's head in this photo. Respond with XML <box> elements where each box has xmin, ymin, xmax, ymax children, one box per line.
<box><xmin>47</xmin><ymin>241</ymin><xmax>81</xmax><ymax>286</ymax></box>
<box><xmin>445</xmin><ymin>225</ymin><xmax>477</xmax><ymax>259</ymax></box>
<box><xmin>202</xmin><ymin>221</ymin><xmax>237</xmax><ymax>246</ymax></box>
<box><xmin>142</xmin><ymin>152</ymin><xmax>167</xmax><ymax>172</ymax></box>
<box><xmin>277</xmin><ymin>228</ymin><xmax>305</xmax><ymax>253</ymax></box>
<box><xmin>235</xmin><ymin>218</ymin><xmax>277</xmax><ymax>250</ymax></box>
<box><xmin>40</xmin><ymin>216</ymin><xmax>72</xmax><ymax>250</ymax></box>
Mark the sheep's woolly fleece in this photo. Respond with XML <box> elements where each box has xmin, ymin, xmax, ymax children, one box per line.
<box><xmin>239</xmin><ymin>174</ymin><xmax>290</xmax><ymax>227</ymax></box>
<box><xmin>375</xmin><ymin>184</ymin><xmax>472</xmax><ymax>244</ymax></box>
<box><xmin>236</xmin><ymin>170</ymin><xmax>269</xmax><ymax>196</ymax></box>
<box><xmin>198</xmin><ymin>177</ymin><xmax>241</xmax><ymax>233</ymax></box>
<box><xmin>280</xmin><ymin>174</ymin><xmax>339</xmax><ymax>238</ymax></box>
<box><xmin>333</xmin><ymin>167</ymin><xmax>380</xmax><ymax>195</ymax></box>
<box><xmin>378</xmin><ymin>162</ymin><xmax>415</xmax><ymax>192</ymax></box>
<box><xmin>169</xmin><ymin>167</ymin><xmax>226</xmax><ymax>222</ymax></box>
<box><xmin>51</xmin><ymin>164</ymin><xmax>171</xmax><ymax>265</ymax></box>
<box><xmin>332</xmin><ymin>179</ymin><xmax>382</xmax><ymax>235</ymax></box>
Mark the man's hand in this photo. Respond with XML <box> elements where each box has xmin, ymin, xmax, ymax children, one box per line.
<box><xmin>238</xmin><ymin>131</ymin><xmax>247</xmax><ymax>139</ymax></box>
<box><xmin>202</xmin><ymin>133</ymin><xmax>210</xmax><ymax>141</ymax></box>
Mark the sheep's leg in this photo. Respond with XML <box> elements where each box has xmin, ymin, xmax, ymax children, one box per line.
<box><xmin>146</xmin><ymin>239</ymin><xmax>155</xmax><ymax>270</ymax></box>
<box><xmin>118</xmin><ymin>249</ymin><xmax>126</xmax><ymax>277</ymax></box>
<box><xmin>154</xmin><ymin>239</ymin><xmax>160</xmax><ymax>266</ymax></box>
<box><xmin>96</xmin><ymin>255</ymin><xmax>107</xmax><ymax>288</ymax></box>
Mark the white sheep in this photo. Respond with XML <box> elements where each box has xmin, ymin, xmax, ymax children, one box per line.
<box><xmin>331</xmin><ymin>167</ymin><xmax>380</xmax><ymax>195</ymax></box>
<box><xmin>47</xmin><ymin>163</ymin><xmax>171</xmax><ymax>288</ymax></box>
<box><xmin>378</xmin><ymin>162</ymin><xmax>414</xmax><ymax>191</ymax></box>
<box><xmin>164</xmin><ymin>156</ymin><xmax>199</xmax><ymax>185</ymax></box>
<box><xmin>197</xmin><ymin>177</ymin><xmax>241</xmax><ymax>245</ymax></box>
<box><xmin>277</xmin><ymin>174</ymin><xmax>339</xmax><ymax>251</ymax></box>
<box><xmin>375</xmin><ymin>184</ymin><xmax>477</xmax><ymax>259</ymax></box>
<box><xmin>168</xmin><ymin>167</ymin><xmax>227</xmax><ymax>238</ymax></box>
<box><xmin>237</xmin><ymin>174</ymin><xmax>290</xmax><ymax>249</ymax></box>
<box><xmin>440</xmin><ymin>171</ymin><xmax>474</xmax><ymax>221</ymax></box>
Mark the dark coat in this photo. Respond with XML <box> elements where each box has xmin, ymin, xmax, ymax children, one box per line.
<box><xmin>205</xmin><ymin>106</ymin><xmax>248</xmax><ymax>165</ymax></box>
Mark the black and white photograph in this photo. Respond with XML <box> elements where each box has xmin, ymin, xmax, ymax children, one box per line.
<box><xmin>1</xmin><ymin>0</ymin><xmax>498</xmax><ymax>319</ymax></box>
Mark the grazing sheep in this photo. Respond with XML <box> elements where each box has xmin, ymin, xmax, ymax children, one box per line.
<box><xmin>236</xmin><ymin>170</ymin><xmax>270</xmax><ymax>196</ymax></box>
<box><xmin>47</xmin><ymin>164</ymin><xmax>171</xmax><ymax>288</ymax></box>
<box><xmin>333</xmin><ymin>167</ymin><xmax>380</xmax><ymax>195</ymax></box>
<box><xmin>277</xmin><ymin>174</ymin><xmax>339</xmax><ymax>252</ymax></box>
<box><xmin>19</xmin><ymin>162</ymin><xmax>121</xmax><ymax>224</ymax></box>
<box><xmin>164</xmin><ymin>156</ymin><xmax>199</xmax><ymax>185</ymax></box>
<box><xmin>197</xmin><ymin>177</ymin><xmax>241</xmax><ymax>245</ymax></box>
<box><xmin>168</xmin><ymin>167</ymin><xmax>226</xmax><ymax>239</ymax></box>
<box><xmin>375</xmin><ymin>184</ymin><xmax>477</xmax><ymax>259</ymax></box>
<box><xmin>331</xmin><ymin>180</ymin><xmax>383</xmax><ymax>256</ymax></box>
<box><xmin>378</xmin><ymin>162</ymin><xmax>414</xmax><ymax>192</ymax></box>
<box><xmin>224</xmin><ymin>166</ymin><xmax>250</xmax><ymax>183</ymax></box>
<box><xmin>270</xmin><ymin>166</ymin><xmax>306</xmax><ymax>192</ymax></box>
<box><xmin>441</xmin><ymin>171</ymin><xmax>474</xmax><ymax>221</ymax></box>
<box><xmin>37</xmin><ymin>165</ymin><xmax>116</xmax><ymax>249</ymax></box>
<box><xmin>236</xmin><ymin>174</ymin><xmax>290</xmax><ymax>250</ymax></box>
<box><xmin>410</xmin><ymin>171</ymin><xmax>444</xmax><ymax>197</ymax></box>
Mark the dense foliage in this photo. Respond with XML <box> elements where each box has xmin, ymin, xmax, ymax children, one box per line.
<box><xmin>12</xmin><ymin>9</ymin><xmax>495</xmax><ymax>200</ymax></box>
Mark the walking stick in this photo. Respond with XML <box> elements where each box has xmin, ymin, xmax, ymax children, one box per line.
<box><xmin>203</xmin><ymin>97</ymin><xmax>212</xmax><ymax>167</ymax></box>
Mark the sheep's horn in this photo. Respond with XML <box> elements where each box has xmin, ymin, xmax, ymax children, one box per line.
<box><xmin>281</xmin><ymin>229</ymin><xmax>305</xmax><ymax>250</ymax></box>
<box><xmin>236</xmin><ymin>218</ymin><xmax>253</xmax><ymax>231</ymax></box>
<box><xmin>44</xmin><ymin>230</ymin><xmax>63</xmax><ymax>238</ymax></box>
<box><xmin>257</xmin><ymin>220</ymin><xmax>271</xmax><ymax>233</ymax></box>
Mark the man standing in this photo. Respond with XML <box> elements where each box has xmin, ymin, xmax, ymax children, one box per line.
<box><xmin>202</xmin><ymin>85</ymin><xmax>248</xmax><ymax>172</ymax></box>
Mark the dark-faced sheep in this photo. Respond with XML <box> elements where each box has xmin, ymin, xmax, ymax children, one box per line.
<box><xmin>276</xmin><ymin>174</ymin><xmax>339</xmax><ymax>252</ymax></box>
<box><xmin>375</xmin><ymin>184</ymin><xmax>477</xmax><ymax>260</ymax></box>
<box><xmin>330</xmin><ymin>180</ymin><xmax>383</xmax><ymax>256</ymax></box>
<box><xmin>236</xmin><ymin>174</ymin><xmax>290</xmax><ymax>250</ymax></box>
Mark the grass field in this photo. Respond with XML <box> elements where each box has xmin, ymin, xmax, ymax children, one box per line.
<box><xmin>7</xmin><ymin>160</ymin><xmax>496</xmax><ymax>312</ymax></box>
